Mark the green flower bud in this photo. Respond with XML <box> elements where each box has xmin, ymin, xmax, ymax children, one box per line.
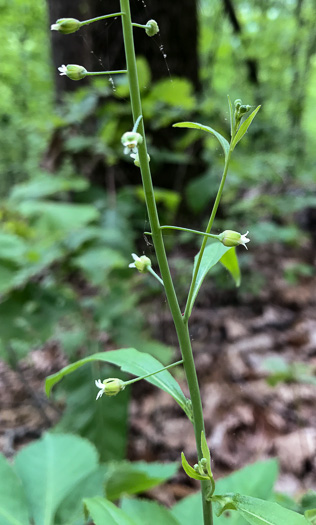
<box><xmin>58</xmin><ymin>64</ymin><xmax>87</xmax><ymax>81</ymax></box>
<box><xmin>234</xmin><ymin>99</ymin><xmax>242</xmax><ymax>110</ymax></box>
<box><xmin>129</xmin><ymin>253</ymin><xmax>152</xmax><ymax>273</ymax></box>
<box><xmin>219</xmin><ymin>230</ymin><xmax>250</xmax><ymax>249</ymax></box>
<box><xmin>95</xmin><ymin>378</ymin><xmax>125</xmax><ymax>399</ymax></box>
<box><xmin>239</xmin><ymin>104</ymin><xmax>251</xmax><ymax>116</ymax></box>
<box><xmin>145</xmin><ymin>19</ymin><xmax>159</xmax><ymax>37</ymax></box>
<box><xmin>51</xmin><ymin>18</ymin><xmax>81</xmax><ymax>34</ymax></box>
<box><xmin>130</xmin><ymin>152</ymin><xmax>150</xmax><ymax>167</ymax></box>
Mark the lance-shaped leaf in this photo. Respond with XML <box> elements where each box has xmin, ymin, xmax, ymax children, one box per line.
<box><xmin>173</xmin><ymin>121</ymin><xmax>230</xmax><ymax>160</ymax></box>
<box><xmin>201</xmin><ymin>431</ymin><xmax>212</xmax><ymax>478</ymax></box>
<box><xmin>305</xmin><ymin>509</ymin><xmax>316</xmax><ymax>524</ymax></box>
<box><xmin>181</xmin><ymin>453</ymin><xmax>209</xmax><ymax>481</ymax></box>
<box><xmin>231</xmin><ymin>106</ymin><xmax>261</xmax><ymax>150</ymax></box>
<box><xmin>45</xmin><ymin>348</ymin><xmax>189</xmax><ymax>417</ymax></box>
<box><xmin>211</xmin><ymin>493</ymin><xmax>308</xmax><ymax>525</ymax></box>
<box><xmin>187</xmin><ymin>241</ymin><xmax>232</xmax><ymax>317</ymax></box>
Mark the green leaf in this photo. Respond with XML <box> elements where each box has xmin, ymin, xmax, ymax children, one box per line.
<box><xmin>45</xmin><ymin>348</ymin><xmax>189</xmax><ymax>416</ymax></box>
<box><xmin>305</xmin><ymin>509</ymin><xmax>316</xmax><ymax>524</ymax></box>
<box><xmin>9</xmin><ymin>175</ymin><xmax>88</xmax><ymax>202</ymax></box>
<box><xmin>231</xmin><ymin>106</ymin><xmax>261</xmax><ymax>150</ymax></box>
<box><xmin>53</xmin><ymin>365</ymin><xmax>129</xmax><ymax>462</ymax></box>
<box><xmin>0</xmin><ymin>454</ymin><xmax>29</xmax><ymax>525</ymax></box>
<box><xmin>220</xmin><ymin>247</ymin><xmax>241</xmax><ymax>286</ymax></box>
<box><xmin>14</xmin><ymin>433</ymin><xmax>99</xmax><ymax>525</ymax></box>
<box><xmin>211</xmin><ymin>494</ymin><xmax>308</xmax><ymax>525</ymax></box>
<box><xmin>181</xmin><ymin>452</ymin><xmax>208</xmax><ymax>481</ymax></box>
<box><xmin>173</xmin><ymin>121</ymin><xmax>230</xmax><ymax>159</ymax></box>
<box><xmin>228</xmin><ymin>95</ymin><xmax>234</xmax><ymax>138</ymax></box>
<box><xmin>83</xmin><ymin>497</ymin><xmax>137</xmax><ymax>525</ymax></box>
<box><xmin>201</xmin><ymin>431</ymin><xmax>212</xmax><ymax>478</ymax></box>
<box><xmin>187</xmin><ymin>241</ymin><xmax>232</xmax><ymax>317</ymax></box>
<box><xmin>106</xmin><ymin>461</ymin><xmax>178</xmax><ymax>501</ymax></box>
<box><xmin>121</xmin><ymin>498</ymin><xmax>180</xmax><ymax>525</ymax></box>
<box><xmin>0</xmin><ymin>233</ymin><xmax>27</xmax><ymax>262</ymax></box>
<box><xmin>55</xmin><ymin>466</ymin><xmax>107</xmax><ymax>525</ymax></box>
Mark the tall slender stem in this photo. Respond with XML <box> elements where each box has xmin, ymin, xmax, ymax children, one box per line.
<box><xmin>120</xmin><ymin>1</ymin><xmax>213</xmax><ymax>523</ymax></box>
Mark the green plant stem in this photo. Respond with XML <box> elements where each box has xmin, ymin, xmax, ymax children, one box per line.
<box><xmin>85</xmin><ymin>70</ymin><xmax>127</xmax><ymax>76</ymax></box>
<box><xmin>155</xmin><ymin>225</ymin><xmax>220</xmax><ymax>241</ymax></box>
<box><xmin>132</xmin><ymin>22</ymin><xmax>147</xmax><ymax>29</ymax></box>
<box><xmin>80</xmin><ymin>13</ymin><xmax>124</xmax><ymax>26</ymax></box>
<box><xmin>124</xmin><ymin>360</ymin><xmax>183</xmax><ymax>386</ymax></box>
<box><xmin>120</xmin><ymin>1</ymin><xmax>213</xmax><ymax>523</ymax></box>
<box><xmin>183</xmin><ymin>148</ymin><xmax>232</xmax><ymax>322</ymax></box>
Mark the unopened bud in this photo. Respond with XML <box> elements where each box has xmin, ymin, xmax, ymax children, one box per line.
<box><xmin>58</xmin><ymin>64</ymin><xmax>87</xmax><ymax>81</ymax></box>
<box><xmin>129</xmin><ymin>253</ymin><xmax>152</xmax><ymax>273</ymax></box>
<box><xmin>51</xmin><ymin>18</ymin><xmax>81</xmax><ymax>34</ymax></box>
<box><xmin>219</xmin><ymin>230</ymin><xmax>250</xmax><ymax>249</ymax></box>
<box><xmin>145</xmin><ymin>19</ymin><xmax>159</xmax><ymax>37</ymax></box>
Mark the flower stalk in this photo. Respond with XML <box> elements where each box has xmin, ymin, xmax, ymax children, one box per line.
<box><xmin>120</xmin><ymin>0</ymin><xmax>213</xmax><ymax>523</ymax></box>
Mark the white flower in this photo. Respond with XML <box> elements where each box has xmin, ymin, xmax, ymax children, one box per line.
<box><xmin>121</xmin><ymin>132</ymin><xmax>143</xmax><ymax>156</ymax></box>
<box><xmin>95</xmin><ymin>379</ymin><xmax>105</xmax><ymax>400</ymax></box>
<box><xmin>129</xmin><ymin>253</ymin><xmax>151</xmax><ymax>273</ymax></box>
<box><xmin>58</xmin><ymin>65</ymin><xmax>67</xmax><ymax>76</ymax></box>
<box><xmin>239</xmin><ymin>231</ymin><xmax>250</xmax><ymax>249</ymax></box>
<box><xmin>51</xmin><ymin>23</ymin><xmax>59</xmax><ymax>31</ymax></box>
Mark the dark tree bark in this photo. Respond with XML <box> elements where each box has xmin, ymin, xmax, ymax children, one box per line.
<box><xmin>48</xmin><ymin>0</ymin><xmax>200</xmax><ymax>96</ymax></box>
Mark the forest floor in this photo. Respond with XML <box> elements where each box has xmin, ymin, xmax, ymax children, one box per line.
<box><xmin>1</xmin><ymin>241</ymin><xmax>316</xmax><ymax>506</ymax></box>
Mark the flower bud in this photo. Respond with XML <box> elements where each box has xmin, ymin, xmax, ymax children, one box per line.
<box><xmin>219</xmin><ymin>230</ymin><xmax>250</xmax><ymax>249</ymax></box>
<box><xmin>51</xmin><ymin>18</ymin><xmax>81</xmax><ymax>34</ymax></box>
<box><xmin>129</xmin><ymin>253</ymin><xmax>152</xmax><ymax>273</ymax></box>
<box><xmin>102</xmin><ymin>378</ymin><xmax>125</xmax><ymax>396</ymax></box>
<box><xmin>145</xmin><ymin>19</ymin><xmax>159</xmax><ymax>37</ymax></box>
<box><xmin>130</xmin><ymin>152</ymin><xmax>150</xmax><ymax>167</ymax></box>
<box><xmin>58</xmin><ymin>64</ymin><xmax>87</xmax><ymax>81</ymax></box>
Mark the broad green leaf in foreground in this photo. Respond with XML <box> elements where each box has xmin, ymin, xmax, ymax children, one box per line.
<box><xmin>83</xmin><ymin>497</ymin><xmax>136</xmax><ymax>525</ymax></box>
<box><xmin>305</xmin><ymin>509</ymin><xmax>316</xmax><ymax>524</ymax></box>
<box><xmin>173</xmin><ymin>121</ymin><xmax>230</xmax><ymax>159</ymax></box>
<box><xmin>231</xmin><ymin>106</ymin><xmax>261</xmax><ymax>150</ymax></box>
<box><xmin>121</xmin><ymin>498</ymin><xmax>180</xmax><ymax>525</ymax></box>
<box><xmin>186</xmin><ymin>241</ymin><xmax>233</xmax><ymax>317</ymax></box>
<box><xmin>211</xmin><ymin>493</ymin><xmax>308</xmax><ymax>525</ymax></box>
<box><xmin>105</xmin><ymin>461</ymin><xmax>178</xmax><ymax>501</ymax></box>
<box><xmin>0</xmin><ymin>454</ymin><xmax>29</xmax><ymax>525</ymax></box>
<box><xmin>14</xmin><ymin>433</ymin><xmax>99</xmax><ymax>525</ymax></box>
<box><xmin>45</xmin><ymin>348</ymin><xmax>189</xmax><ymax>416</ymax></box>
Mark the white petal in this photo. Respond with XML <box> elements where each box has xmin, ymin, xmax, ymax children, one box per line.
<box><xmin>51</xmin><ymin>24</ymin><xmax>59</xmax><ymax>31</ymax></box>
<box><xmin>95</xmin><ymin>379</ymin><xmax>103</xmax><ymax>388</ymax></box>
<box><xmin>58</xmin><ymin>65</ymin><xmax>67</xmax><ymax>76</ymax></box>
<box><xmin>96</xmin><ymin>390</ymin><xmax>104</xmax><ymax>400</ymax></box>
<box><xmin>129</xmin><ymin>263</ymin><xmax>136</xmax><ymax>268</ymax></box>
<box><xmin>131</xmin><ymin>253</ymin><xmax>139</xmax><ymax>261</ymax></box>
